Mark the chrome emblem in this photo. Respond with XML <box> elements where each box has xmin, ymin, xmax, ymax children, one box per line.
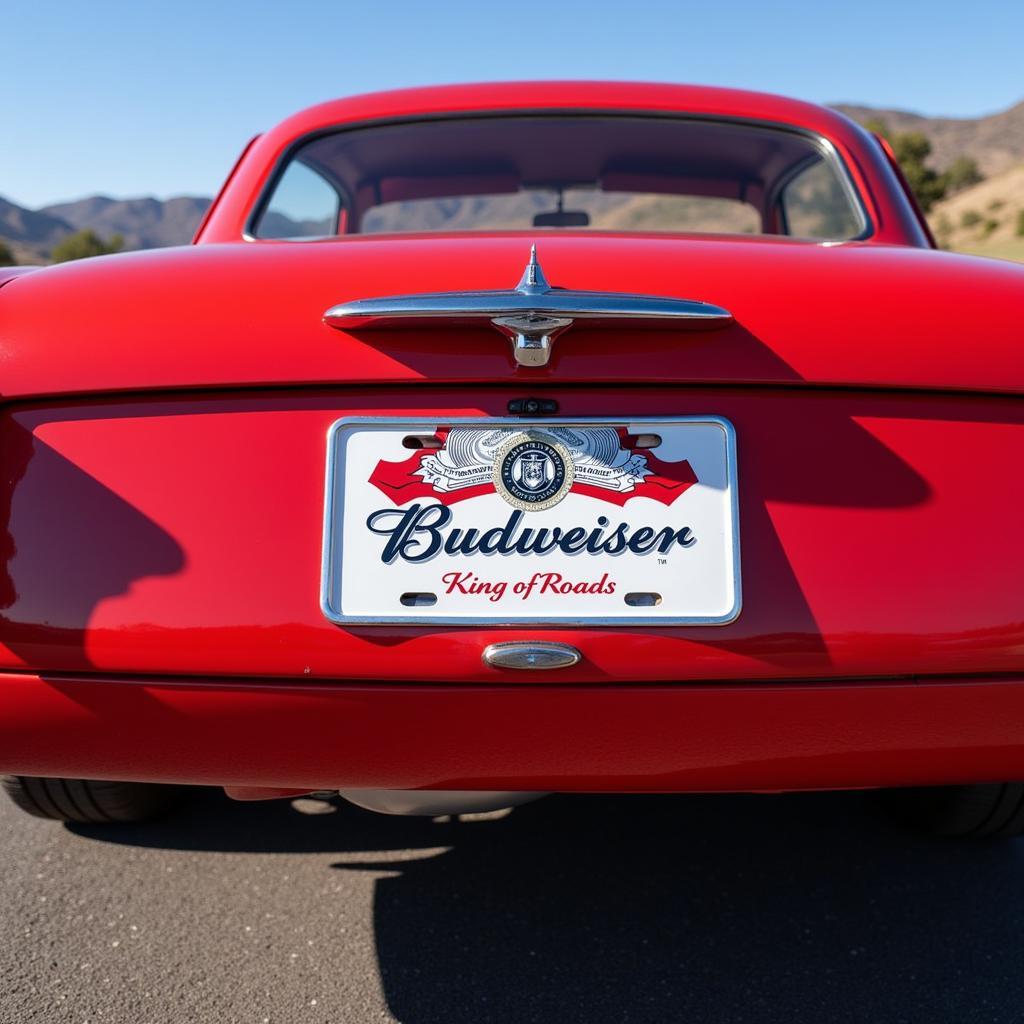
<box><xmin>487</xmin><ymin>246</ymin><xmax>572</xmax><ymax>368</ymax></box>
<box><xmin>492</xmin><ymin>432</ymin><xmax>574</xmax><ymax>511</ymax></box>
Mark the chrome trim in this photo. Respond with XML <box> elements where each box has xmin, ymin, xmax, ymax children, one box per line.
<box><xmin>482</xmin><ymin>641</ymin><xmax>582</xmax><ymax>670</ymax></box>
<box><xmin>320</xmin><ymin>414</ymin><xmax>742</xmax><ymax>627</ymax></box>
<box><xmin>323</xmin><ymin>245</ymin><xmax>733</xmax><ymax>367</ymax></box>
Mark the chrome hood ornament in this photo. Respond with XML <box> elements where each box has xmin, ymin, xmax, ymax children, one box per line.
<box><xmin>323</xmin><ymin>245</ymin><xmax>732</xmax><ymax>368</ymax></box>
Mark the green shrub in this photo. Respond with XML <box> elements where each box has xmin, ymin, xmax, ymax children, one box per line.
<box><xmin>960</xmin><ymin>209</ymin><xmax>983</xmax><ymax>228</ymax></box>
<box><xmin>1016</xmin><ymin>210</ymin><xmax>1024</xmax><ymax>237</ymax></box>
<box><xmin>0</xmin><ymin>240</ymin><xmax>16</xmax><ymax>266</ymax></box>
<box><xmin>51</xmin><ymin>230</ymin><xmax>124</xmax><ymax>263</ymax></box>
<box><xmin>945</xmin><ymin>156</ymin><xmax>984</xmax><ymax>194</ymax></box>
<box><xmin>863</xmin><ymin>119</ymin><xmax>947</xmax><ymax>212</ymax></box>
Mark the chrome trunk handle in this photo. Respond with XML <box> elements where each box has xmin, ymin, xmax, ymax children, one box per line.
<box><xmin>323</xmin><ymin>245</ymin><xmax>732</xmax><ymax>367</ymax></box>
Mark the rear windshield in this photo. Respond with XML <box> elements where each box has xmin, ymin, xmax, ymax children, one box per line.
<box><xmin>251</xmin><ymin>115</ymin><xmax>866</xmax><ymax>241</ymax></box>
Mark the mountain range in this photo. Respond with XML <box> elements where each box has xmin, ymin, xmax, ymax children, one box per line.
<box><xmin>0</xmin><ymin>195</ymin><xmax>212</xmax><ymax>263</ymax></box>
<box><xmin>832</xmin><ymin>100</ymin><xmax>1024</xmax><ymax>176</ymax></box>
<box><xmin>4</xmin><ymin>98</ymin><xmax>1024</xmax><ymax>264</ymax></box>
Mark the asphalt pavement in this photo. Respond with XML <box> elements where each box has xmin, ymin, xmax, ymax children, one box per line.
<box><xmin>2</xmin><ymin>786</ymin><xmax>1023</xmax><ymax>1023</ymax></box>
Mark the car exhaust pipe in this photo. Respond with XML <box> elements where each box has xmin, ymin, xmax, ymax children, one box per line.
<box><xmin>337</xmin><ymin>789</ymin><xmax>547</xmax><ymax>816</ymax></box>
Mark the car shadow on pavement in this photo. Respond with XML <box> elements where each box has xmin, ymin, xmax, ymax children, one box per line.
<box><xmin>73</xmin><ymin>788</ymin><xmax>1024</xmax><ymax>1023</ymax></box>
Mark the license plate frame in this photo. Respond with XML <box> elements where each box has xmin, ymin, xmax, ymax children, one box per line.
<box><xmin>321</xmin><ymin>416</ymin><xmax>741</xmax><ymax>626</ymax></box>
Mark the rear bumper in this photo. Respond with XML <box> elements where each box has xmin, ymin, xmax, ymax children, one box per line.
<box><xmin>2</xmin><ymin>672</ymin><xmax>1024</xmax><ymax>792</ymax></box>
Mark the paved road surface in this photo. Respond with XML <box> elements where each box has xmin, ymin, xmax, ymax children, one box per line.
<box><xmin>2</xmin><ymin>787</ymin><xmax>1023</xmax><ymax>1023</ymax></box>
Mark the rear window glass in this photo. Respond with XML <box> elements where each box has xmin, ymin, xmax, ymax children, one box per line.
<box><xmin>251</xmin><ymin>116</ymin><xmax>865</xmax><ymax>241</ymax></box>
<box><xmin>256</xmin><ymin>161</ymin><xmax>339</xmax><ymax>238</ymax></box>
<box><xmin>778</xmin><ymin>158</ymin><xmax>863</xmax><ymax>239</ymax></box>
<box><xmin>361</xmin><ymin>190</ymin><xmax>761</xmax><ymax>236</ymax></box>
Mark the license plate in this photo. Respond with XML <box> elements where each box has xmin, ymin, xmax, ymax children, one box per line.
<box><xmin>321</xmin><ymin>417</ymin><xmax>740</xmax><ymax>625</ymax></box>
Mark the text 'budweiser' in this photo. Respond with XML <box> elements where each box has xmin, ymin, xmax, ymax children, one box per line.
<box><xmin>366</xmin><ymin>505</ymin><xmax>697</xmax><ymax>564</ymax></box>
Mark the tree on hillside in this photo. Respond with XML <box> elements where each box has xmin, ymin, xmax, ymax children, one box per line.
<box><xmin>863</xmin><ymin>118</ymin><xmax>984</xmax><ymax>213</ymax></box>
<box><xmin>945</xmin><ymin>156</ymin><xmax>983</xmax><ymax>194</ymax></box>
<box><xmin>50</xmin><ymin>230</ymin><xmax>124</xmax><ymax>263</ymax></box>
<box><xmin>889</xmin><ymin>131</ymin><xmax>948</xmax><ymax>212</ymax></box>
<box><xmin>0</xmin><ymin>240</ymin><xmax>16</xmax><ymax>266</ymax></box>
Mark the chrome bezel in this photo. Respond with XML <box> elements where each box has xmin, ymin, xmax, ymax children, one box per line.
<box><xmin>320</xmin><ymin>415</ymin><xmax>742</xmax><ymax>627</ymax></box>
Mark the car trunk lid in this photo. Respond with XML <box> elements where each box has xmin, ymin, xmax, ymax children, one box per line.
<box><xmin>2</xmin><ymin>234</ymin><xmax>1024</xmax><ymax>399</ymax></box>
<box><xmin>0</xmin><ymin>385</ymin><xmax>1022</xmax><ymax>683</ymax></box>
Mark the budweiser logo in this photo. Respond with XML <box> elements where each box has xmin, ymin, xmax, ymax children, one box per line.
<box><xmin>367</xmin><ymin>505</ymin><xmax>696</xmax><ymax>564</ymax></box>
<box><xmin>370</xmin><ymin>426</ymin><xmax>698</xmax><ymax>509</ymax></box>
<box><xmin>363</xmin><ymin>425</ymin><xmax>702</xmax><ymax>565</ymax></box>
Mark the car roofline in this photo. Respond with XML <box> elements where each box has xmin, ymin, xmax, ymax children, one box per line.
<box><xmin>195</xmin><ymin>82</ymin><xmax>931</xmax><ymax>249</ymax></box>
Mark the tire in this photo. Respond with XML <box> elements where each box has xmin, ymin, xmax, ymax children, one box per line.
<box><xmin>880</xmin><ymin>783</ymin><xmax>1024</xmax><ymax>838</ymax></box>
<box><xmin>1</xmin><ymin>775</ymin><xmax>185</xmax><ymax>824</ymax></box>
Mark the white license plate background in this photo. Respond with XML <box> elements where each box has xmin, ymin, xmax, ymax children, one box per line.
<box><xmin>321</xmin><ymin>417</ymin><xmax>740</xmax><ymax>625</ymax></box>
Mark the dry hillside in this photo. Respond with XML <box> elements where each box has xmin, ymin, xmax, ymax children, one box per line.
<box><xmin>834</xmin><ymin>101</ymin><xmax>1024</xmax><ymax>176</ymax></box>
<box><xmin>928</xmin><ymin>165</ymin><xmax>1024</xmax><ymax>262</ymax></box>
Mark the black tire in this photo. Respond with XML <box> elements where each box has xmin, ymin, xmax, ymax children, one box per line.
<box><xmin>1</xmin><ymin>775</ymin><xmax>185</xmax><ymax>824</ymax></box>
<box><xmin>880</xmin><ymin>783</ymin><xmax>1024</xmax><ymax>838</ymax></box>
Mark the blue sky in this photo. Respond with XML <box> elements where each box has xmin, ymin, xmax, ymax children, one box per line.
<box><xmin>3</xmin><ymin>0</ymin><xmax>1022</xmax><ymax>208</ymax></box>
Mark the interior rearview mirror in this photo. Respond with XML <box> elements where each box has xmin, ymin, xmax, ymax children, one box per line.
<box><xmin>533</xmin><ymin>209</ymin><xmax>590</xmax><ymax>227</ymax></box>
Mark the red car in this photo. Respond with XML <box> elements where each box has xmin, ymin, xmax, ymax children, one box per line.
<box><xmin>3</xmin><ymin>82</ymin><xmax>1023</xmax><ymax>836</ymax></box>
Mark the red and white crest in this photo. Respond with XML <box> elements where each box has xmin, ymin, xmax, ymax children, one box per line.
<box><xmin>369</xmin><ymin>425</ymin><xmax>698</xmax><ymax>508</ymax></box>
